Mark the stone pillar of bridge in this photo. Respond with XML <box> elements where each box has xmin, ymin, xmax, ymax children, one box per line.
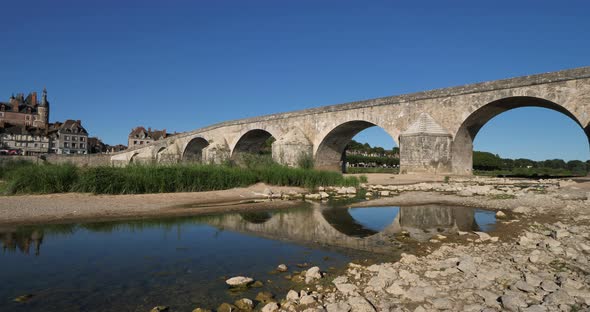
<box><xmin>203</xmin><ymin>141</ymin><xmax>230</xmax><ymax>164</ymax></box>
<box><xmin>399</xmin><ymin>113</ymin><xmax>453</xmax><ymax>174</ymax></box>
<box><xmin>271</xmin><ymin>128</ymin><xmax>313</xmax><ymax>167</ymax></box>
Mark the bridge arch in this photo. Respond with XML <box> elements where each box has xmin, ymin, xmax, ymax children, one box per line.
<box><xmin>314</xmin><ymin>120</ymin><xmax>399</xmax><ymax>172</ymax></box>
<box><xmin>128</xmin><ymin>152</ymin><xmax>140</xmax><ymax>164</ymax></box>
<box><xmin>155</xmin><ymin>146</ymin><xmax>167</xmax><ymax>162</ymax></box>
<box><xmin>182</xmin><ymin>137</ymin><xmax>210</xmax><ymax>163</ymax></box>
<box><xmin>451</xmin><ymin>96</ymin><xmax>590</xmax><ymax>174</ymax></box>
<box><xmin>231</xmin><ymin>129</ymin><xmax>277</xmax><ymax>164</ymax></box>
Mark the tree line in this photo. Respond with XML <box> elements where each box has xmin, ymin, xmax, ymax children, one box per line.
<box><xmin>473</xmin><ymin>151</ymin><xmax>589</xmax><ymax>176</ymax></box>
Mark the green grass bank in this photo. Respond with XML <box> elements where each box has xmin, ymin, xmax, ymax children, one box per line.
<box><xmin>0</xmin><ymin>160</ymin><xmax>363</xmax><ymax>195</ymax></box>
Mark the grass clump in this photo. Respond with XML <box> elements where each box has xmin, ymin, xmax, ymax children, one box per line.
<box><xmin>2</xmin><ymin>158</ymin><xmax>361</xmax><ymax>195</ymax></box>
<box><xmin>5</xmin><ymin>163</ymin><xmax>78</xmax><ymax>194</ymax></box>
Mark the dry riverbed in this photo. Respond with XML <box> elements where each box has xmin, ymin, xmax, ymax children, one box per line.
<box><xmin>2</xmin><ymin>175</ymin><xmax>590</xmax><ymax>311</ymax></box>
<box><xmin>238</xmin><ymin>176</ymin><xmax>590</xmax><ymax>312</ymax></box>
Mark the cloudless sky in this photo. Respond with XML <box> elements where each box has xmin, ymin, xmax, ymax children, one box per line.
<box><xmin>1</xmin><ymin>0</ymin><xmax>589</xmax><ymax>160</ymax></box>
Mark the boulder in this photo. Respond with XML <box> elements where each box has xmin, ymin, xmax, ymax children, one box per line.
<box><xmin>277</xmin><ymin>264</ymin><xmax>288</xmax><ymax>272</ymax></box>
<box><xmin>305</xmin><ymin>266</ymin><xmax>322</xmax><ymax>283</ymax></box>
<box><xmin>225</xmin><ymin>276</ymin><xmax>254</xmax><ymax>287</ymax></box>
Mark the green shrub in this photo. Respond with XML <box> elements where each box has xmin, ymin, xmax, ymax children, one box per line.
<box><xmin>297</xmin><ymin>152</ymin><xmax>315</xmax><ymax>170</ymax></box>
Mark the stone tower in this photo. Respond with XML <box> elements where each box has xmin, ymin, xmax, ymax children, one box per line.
<box><xmin>38</xmin><ymin>88</ymin><xmax>50</xmax><ymax>128</ymax></box>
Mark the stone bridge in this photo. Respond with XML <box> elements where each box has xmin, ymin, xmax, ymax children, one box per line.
<box><xmin>112</xmin><ymin>67</ymin><xmax>590</xmax><ymax>174</ymax></box>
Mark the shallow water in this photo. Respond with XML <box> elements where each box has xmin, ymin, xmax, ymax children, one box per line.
<box><xmin>0</xmin><ymin>203</ymin><xmax>495</xmax><ymax>311</ymax></box>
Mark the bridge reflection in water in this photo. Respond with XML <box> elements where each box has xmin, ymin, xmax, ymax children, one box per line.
<box><xmin>203</xmin><ymin>204</ymin><xmax>495</xmax><ymax>254</ymax></box>
<box><xmin>0</xmin><ymin>204</ymin><xmax>495</xmax><ymax>256</ymax></box>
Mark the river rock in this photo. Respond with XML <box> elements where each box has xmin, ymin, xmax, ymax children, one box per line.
<box><xmin>234</xmin><ymin>298</ymin><xmax>254</xmax><ymax>311</ymax></box>
<box><xmin>226</xmin><ymin>276</ymin><xmax>254</xmax><ymax>287</ymax></box>
<box><xmin>191</xmin><ymin>308</ymin><xmax>212</xmax><ymax>312</ymax></box>
<box><xmin>300</xmin><ymin>295</ymin><xmax>317</xmax><ymax>305</ymax></box>
<box><xmin>286</xmin><ymin>290</ymin><xmax>299</xmax><ymax>301</ymax></box>
<box><xmin>431</xmin><ymin>298</ymin><xmax>454</xmax><ymax>310</ymax></box>
<box><xmin>216</xmin><ymin>303</ymin><xmax>237</xmax><ymax>312</ymax></box>
<box><xmin>255</xmin><ymin>291</ymin><xmax>275</xmax><ymax>304</ymax></box>
<box><xmin>513</xmin><ymin>206</ymin><xmax>532</xmax><ymax>214</ymax></box>
<box><xmin>13</xmin><ymin>294</ymin><xmax>33</xmax><ymax>303</ymax></box>
<box><xmin>150</xmin><ymin>306</ymin><xmax>169</xmax><ymax>312</ymax></box>
<box><xmin>277</xmin><ymin>264</ymin><xmax>288</xmax><ymax>272</ymax></box>
<box><xmin>326</xmin><ymin>302</ymin><xmax>351</xmax><ymax>312</ymax></box>
<box><xmin>500</xmin><ymin>292</ymin><xmax>527</xmax><ymax>311</ymax></box>
<box><xmin>474</xmin><ymin>231</ymin><xmax>492</xmax><ymax>242</ymax></box>
<box><xmin>347</xmin><ymin>296</ymin><xmax>376</xmax><ymax>312</ymax></box>
<box><xmin>496</xmin><ymin>211</ymin><xmax>507</xmax><ymax>218</ymax></box>
<box><xmin>305</xmin><ymin>266</ymin><xmax>322</xmax><ymax>283</ymax></box>
<box><xmin>306</xmin><ymin>193</ymin><xmax>322</xmax><ymax>200</ymax></box>
<box><xmin>261</xmin><ymin>302</ymin><xmax>279</xmax><ymax>312</ymax></box>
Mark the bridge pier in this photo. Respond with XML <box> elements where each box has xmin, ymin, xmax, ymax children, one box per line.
<box><xmin>203</xmin><ymin>141</ymin><xmax>230</xmax><ymax>164</ymax></box>
<box><xmin>271</xmin><ymin>129</ymin><xmax>313</xmax><ymax>167</ymax></box>
<box><xmin>399</xmin><ymin>113</ymin><xmax>453</xmax><ymax>174</ymax></box>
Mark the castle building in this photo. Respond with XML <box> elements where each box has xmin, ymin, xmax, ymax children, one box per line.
<box><xmin>0</xmin><ymin>89</ymin><xmax>50</xmax><ymax>129</ymax></box>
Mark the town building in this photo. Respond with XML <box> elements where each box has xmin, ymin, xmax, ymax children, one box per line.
<box><xmin>128</xmin><ymin>127</ymin><xmax>168</xmax><ymax>148</ymax></box>
<box><xmin>48</xmin><ymin>120</ymin><xmax>89</xmax><ymax>154</ymax></box>
<box><xmin>0</xmin><ymin>124</ymin><xmax>50</xmax><ymax>155</ymax></box>
<box><xmin>106</xmin><ymin>144</ymin><xmax>127</xmax><ymax>153</ymax></box>
<box><xmin>0</xmin><ymin>89</ymin><xmax>49</xmax><ymax>129</ymax></box>
<box><xmin>87</xmin><ymin>137</ymin><xmax>106</xmax><ymax>154</ymax></box>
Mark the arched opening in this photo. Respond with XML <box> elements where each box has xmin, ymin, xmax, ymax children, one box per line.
<box><xmin>315</xmin><ymin>121</ymin><xmax>398</xmax><ymax>173</ymax></box>
<box><xmin>231</xmin><ymin>129</ymin><xmax>275</xmax><ymax>165</ymax></box>
<box><xmin>155</xmin><ymin>146</ymin><xmax>166</xmax><ymax>163</ymax></box>
<box><xmin>452</xmin><ymin>96</ymin><xmax>590</xmax><ymax>175</ymax></box>
<box><xmin>183</xmin><ymin>137</ymin><xmax>209</xmax><ymax>163</ymax></box>
<box><xmin>129</xmin><ymin>152</ymin><xmax>139</xmax><ymax>164</ymax></box>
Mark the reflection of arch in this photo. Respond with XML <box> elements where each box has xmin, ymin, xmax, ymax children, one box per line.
<box><xmin>231</xmin><ymin>129</ymin><xmax>275</xmax><ymax>160</ymax></box>
<box><xmin>321</xmin><ymin>208</ymin><xmax>380</xmax><ymax>238</ymax></box>
<box><xmin>240</xmin><ymin>212</ymin><xmax>272</xmax><ymax>224</ymax></box>
<box><xmin>315</xmin><ymin>121</ymin><xmax>398</xmax><ymax>172</ymax></box>
<box><xmin>398</xmin><ymin>205</ymin><xmax>477</xmax><ymax>232</ymax></box>
<box><xmin>452</xmin><ymin>96</ymin><xmax>590</xmax><ymax>174</ymax></box>
<box><xmin>183</xmin><ymin>137</ymin><xmax>209</xmax><ymax>163</ymax></box>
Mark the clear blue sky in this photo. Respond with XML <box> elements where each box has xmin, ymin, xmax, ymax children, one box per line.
<box><xmin>1</xmin><ymin>0</ymin><xmax>589</xmax><ymax>161</ymax></box>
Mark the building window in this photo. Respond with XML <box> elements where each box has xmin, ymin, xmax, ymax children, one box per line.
<box><xmin>64</xmin><ymin>142</ymin><xmax>69</xmax><ymax>148</ymax></box>
<box><xmin>65</xmin><ymin>136</ymin><xmax>70</xmax><ymax>141</ymax></box>
<box><xmin>72</xmin><ymin>136</ymin><xmax>77</xmax><ymax>141</ymax></box>
<box><xmin>72</xmin><ymin>143</ymin><xmax>77</xmax><ymax>148</ymax></box>
<box><xmin>0</xmin><ymin>112</ymin><xmax>3</xmax><ymax>117</ymax></box>
<box><xmin>80</xmin><ymin>143</ymin><xmax>85</xmax><ymax>149</ymax></box>
<box><xmin>80</xmin><ymin>137</ymin><xmax>85</xmax><ymax>142</ymax></box>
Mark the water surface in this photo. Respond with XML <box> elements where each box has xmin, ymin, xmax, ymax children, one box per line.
<box><xmin>0</xmin><ymin>203</ymin><xmax>495</xmax><ymax>311</ymax></box>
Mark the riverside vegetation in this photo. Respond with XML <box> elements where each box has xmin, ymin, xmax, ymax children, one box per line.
<box><xmin>0</xmin><ymin>157</ymin><xmax>363</xmax><ymax>195</ymax></box>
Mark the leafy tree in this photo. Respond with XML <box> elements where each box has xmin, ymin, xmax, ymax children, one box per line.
<box><xmin>473</xmin><ymin>151</ymin><xmax>502</xmax><ymax>170</ymax></box>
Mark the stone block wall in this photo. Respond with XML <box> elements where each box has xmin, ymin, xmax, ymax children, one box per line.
<box><xmin>399</xmin><ymin>134</ymin><xmax>453</xmax><ymax>174</ymax></box>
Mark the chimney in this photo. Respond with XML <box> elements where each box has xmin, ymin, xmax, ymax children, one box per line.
<box><xmin>76</xmin><ymin>120</ymin><xmax>81</xmax><ymax>125</ymax></box>
<box><xmin>148</xmin><ymin>127</ymin><xmax>151</xmax><ymax>133</ymax></box>
<box><xmin>31</xmin><ymin>92</ymin><xmax>37</xmax><ymax>105</ymax></box>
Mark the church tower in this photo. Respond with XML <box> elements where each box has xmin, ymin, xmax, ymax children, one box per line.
<box><xmin>38</xmin><ymin>88</ymin><xmax>50</xmax><ymax>128</ymax></box>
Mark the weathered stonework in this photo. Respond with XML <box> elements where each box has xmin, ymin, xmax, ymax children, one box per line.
<box><xmin>271</xmin><ymin>128</ymin><xmax>313</xmax><ymax>167</ymax></box>
<box><xmin>400</xmin><ymin>113</ymin><xmax>453</xmax><ymax>174</ymax></box>
<box><xmin>111</xmin><ymin>67</ymin><xmax>590</xmax><ymax>174</ymax></box>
